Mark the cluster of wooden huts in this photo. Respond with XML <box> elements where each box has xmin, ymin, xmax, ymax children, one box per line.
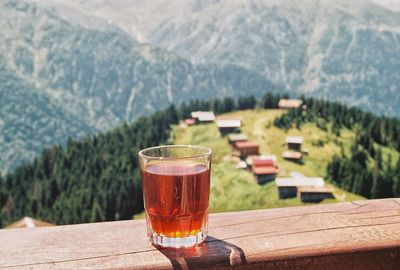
<box><xmin>230</xmin><ymin>136</ymin><xmax>279</xmax><ymax>185</ymax></box>
<box><xmin>223</xmin><ymin>116</ymin><xmax>280</xmax><ymax>185</ymax></box>
<box><xmin>183</xmin><ymin>99</ymin><xmax>335</xmax><ymax>202</ymax></box>
<box><xmin>279</xmin><ymin>99</ymin><xmax>307</xmax><ymax>162</ymax></box>
<box><xmin>184</xmin><ymin>110</ymin><xmax>279</xmax><ymax>185</ymax></box>
<box><xmin>282</xmin><ymin>136</ymin><xmax>304</xmax><ymax>161</ymax></box>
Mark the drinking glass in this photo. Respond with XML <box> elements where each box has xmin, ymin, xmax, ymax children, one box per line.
<box><xmin>139</xmin><ymin>145</ymin><xmax>212</xmax><ymax>248</ymax></box>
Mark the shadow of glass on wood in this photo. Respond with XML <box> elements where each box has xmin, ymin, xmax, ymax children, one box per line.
<box><xmin>158</xmin><ymin>236</ymin><xmax>247</xmax><ymax>270</ymax></box>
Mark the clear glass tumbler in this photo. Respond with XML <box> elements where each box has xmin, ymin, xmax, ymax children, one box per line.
<box><xmin>139</xmin><ymin>145</ymin><xmax>212</xmax><ymax>248</ymax></box>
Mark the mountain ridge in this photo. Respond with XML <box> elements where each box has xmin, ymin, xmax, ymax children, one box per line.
<box><xmin>0</xmin><ymin>0</ymin><xmax>280</xmax><ymax>173</ymax></box>
<box><xmin>41</xmin><ymin>0</ymin><xmax>400</xmax><ymax>117</ymax></box>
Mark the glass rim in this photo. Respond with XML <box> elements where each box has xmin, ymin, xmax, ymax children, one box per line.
<box><xmin>138</xmin><ymin>144</ymin><xmax>212</xmax><ymax>160</ymax></box>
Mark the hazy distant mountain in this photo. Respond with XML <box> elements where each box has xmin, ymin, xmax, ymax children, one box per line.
<box><xmin>0</xmin><ymin>0</ymin><xmax>277</xmax><ymax>173</ymax></box>
<box><xmin>371</xmin><ymin>0</ymin><xmax>400</xmax><ymax>11</ymax></box>
<box><xmin>46</xmin><ymin>0</ymin><xmax>400</xmax><ymax>116</ymax></box>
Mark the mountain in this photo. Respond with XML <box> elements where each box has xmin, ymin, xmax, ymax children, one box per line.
<box><xmin>45</xmin><ymin>0</ymin><xmax>400</xmax><ymax>116</ymax></box>
<box><xmin>0</xmin><ymin>0</ymin><xmax>278</xmax><ymax>173</ymax></box>
<box><xmin>371</xmin><ymin>0</ymin><xmax>400</xmax><ymax>11</ymax></box>
<box><xmin>1</xmin><ymin>0</ymin><xmax>400</xmax><ymax>173</ymax></box>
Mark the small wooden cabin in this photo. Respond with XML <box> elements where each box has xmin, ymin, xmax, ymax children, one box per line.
<box><xmin>6</xmin><ymin>217</ymin><xmax>55</xmax><ymax>229</ymax></box>
<box><xmin>252</xmin><ymin>159</ymin><xmax>275</xmax><ymax>167</ymax></box>
<box><xmin>246</xmin><ymin>155</ymin><xmax>277</xmax><ymax>167</ymax></box>
<box><xmin>253</xmin><ymin>166</ymin><xmax>278</xmax><ymax>184</ymax></box>
<box><xmin>297</xmin><ymin>186</ymin><xmax>335</xmax><ymax>203</ymax></box>
<box><xmin>282</xmin><ymin>150</ymin><xmax>302</xmax><ymax>161</ymax></box>
<box><xmin>286</xmin><ymin>136</ymin><xmax>303</xmax><ymax>151</ymax></box>
<box><xmin>217</xmin><ymin>119</ymin><xmax>241</xmax><ymax>135</ymax></box>
<box><xmin>234</xmin><ymin>141</ymin><xmax>259</xmax><ymax>159</ymax></box>
<box><xmin>191</xmin><ymin>111</ymin><xmax>216</xmax><ymax>124</ymax></box>
<box><xmin>275</xmin><ymin>177</ymin><xmax>325</xmax><ymax>199</ymax></box>
<box><xmin>278</xmin><ymin>99</ymin><xmax>303</xmax><ymax>109</ymax></box>
<box><xmin>228</xmin><ymin>133</ymin><xmax>248</xmax><ymax>145</ymax></box>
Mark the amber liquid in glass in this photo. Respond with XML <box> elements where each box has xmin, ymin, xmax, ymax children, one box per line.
<box><xmin>142</xmin><ymin>163</ymin><xmax>210</xmax><ymax>237</ymax></box>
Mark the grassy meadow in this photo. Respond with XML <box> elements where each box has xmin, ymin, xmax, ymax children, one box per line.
<box><xmin>168</xmin><ymin>109</ymin><xmax>365</xmax><ymax>214</ymax></box>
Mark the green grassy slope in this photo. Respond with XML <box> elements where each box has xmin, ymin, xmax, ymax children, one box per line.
<box><xmin>170</xmin><ymin>109</ymin><xmax>365</xmax><ymax>214</ymax></box>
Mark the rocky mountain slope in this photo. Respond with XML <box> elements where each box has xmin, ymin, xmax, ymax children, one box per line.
<box><xmin>47</xmin><ymin>0</ymin><xmax>400</xmax><ymax>116</ymax></box>
<box><xmin>0</xmin><ymin>0</ymin><xmax>277</xmax><ymax>173</ymax></box>
<box><xmin>1</xmin><ymin>0</ymin><xmax>399</xmax><ymax>173</ymax></box>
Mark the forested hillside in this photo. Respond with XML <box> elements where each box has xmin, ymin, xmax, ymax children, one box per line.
<box><xmin>0</xmin><ymin>93</ymin><xmax>281</xmax><ymax>227</ymax></box>
<box><xmin>1</xmin><ymin>93</ymin><xmax>399</xmax><ymax>228</ymax></box>
<box><xmin>0</xmin><ymin>105</ymin><xmax>179</xmax><ymax>227</ymax></box>
<box><xmin>274</xmin><ymin>98</ymin><xmax>400</xmax><ymax>198</ymax></box>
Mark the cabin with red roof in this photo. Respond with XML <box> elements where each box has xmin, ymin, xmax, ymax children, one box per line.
<box><xmin>234</xmin><ymin>141</ymin><xmax>259</xmax><ymax>159</ymax></box>
<box><xmin>184</xmin><ymin>118</ymin><xmax>195</xmax><ymax>126</ymax></box>
<box><xmin>278</xmin><ymin>99</ymin><xmax>303</xmax><ymax>109</ymax></box>
<box><xmin>251</xmin><ymin>157</ymin><xmax>279</xmax><ymax>184</ymax></box>
<box><xmin>228</xmin><ymin>133</ymin><xmax>248</xmax><ymax>145</ymax></box>
<box><xmin>252</xmin><ymin>159</ymin><xmax>275</xmax><ymax>167</ymax></box>
<box><xmin>252</xmin><ymin>165</ymin><xmax>278</xmax><ymax>184</ymax></box>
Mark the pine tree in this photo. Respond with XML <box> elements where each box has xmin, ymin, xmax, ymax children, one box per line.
<box><xmin>31</xmin><ymin>198</ymin><xmax>38</xmax><ymax>216</ymax></box>
<box><xmin>392</xmin><ymin>159</ymin><xmax>400</xmax><ymax>197</ymax></box>
<box><xmin>371</xmin><ymin>173</ymin><xmax>385</xmax><ymax>199</ymax></box>
<box><xmin>375</xmin><ymin>149</ymin><xmax>383</xmax><ymax>170</ymax></box>
<box><xmin>0</xmin><ymin>173</ymin><xmax>3</xmax><ymax>204</ymax></box>
<box><xmin>50</xmin><ymin>178</ymin><xmax>60</xmax><ymax>202</ymax></box>
<box><xmin>393</xmin><ymin>174</ymin><xmax>400</xmax><ymax>197</ymax></box>
<box><xmin>360</xmin><ymin>171</ymin><xmax>373</xmax><ymax>198</ymax></box>
<box><xmin>222</xmin><ymin>97</ymin><xmax>236</xmax><ymax>113</ymax></box>
<box><xmin>352</xmin><ymin>172</ymin><xmax>363</xmax><ymax>194</ymax></box>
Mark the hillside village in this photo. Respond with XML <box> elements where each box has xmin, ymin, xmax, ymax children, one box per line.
<box><xmin>184</xmin><ymin>99</ymin><xmax>336</xmax><ymax>204</ymax></box>
<box><xmin>2</xmin><ymin>99</ymin><xmax>352</xmax><ymax>228</ymax></box>
<box><xmin>173</xmin><ymin>100</ymin><xmax>364</xmax><ymax>213</ymax></box>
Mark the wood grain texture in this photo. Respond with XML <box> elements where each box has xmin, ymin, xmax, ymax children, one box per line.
<box><xmin>0</xmin><ymin>199</ymin><xmax>399</xmax><ymax>269</ymax></box>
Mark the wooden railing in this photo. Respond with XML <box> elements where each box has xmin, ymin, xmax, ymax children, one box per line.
<box><xmin>1</xmin><ymin>198</ymin><xmax>400</xmax><ymax>269</ymax></box>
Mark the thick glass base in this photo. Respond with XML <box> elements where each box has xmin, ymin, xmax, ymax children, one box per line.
<box><xmin>149</xmin><ymin>230</ymin><xmax>207</xmax><ymax>248</ymax></box>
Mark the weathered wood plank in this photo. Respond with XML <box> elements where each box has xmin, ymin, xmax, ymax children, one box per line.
<box><xmin>0</xmin><ymin>199</ymin><xmax>399</xmax><ymax>269</ymax></box>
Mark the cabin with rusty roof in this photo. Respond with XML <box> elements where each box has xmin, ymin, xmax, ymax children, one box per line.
<box><xmin>228</xmin><ymin>133</ymin><xmax>248</xmax><ymax>145</ymax></box>
<box><xmin>234</xmin><ymin>141</ymin><xmax>259</xmax><ymax>159</ymax></box>
<box><xmin>184</xmin><ymin>118</ymin><xmax>195</xmax><ymax>126</ymax></box>
<box><xmin>278</xmin><ymin>99</ymin><xmax>303</xmax><ymax>109</ymax></box>
<box><xmin>252</xmin><ymin>158</ymin><xmax>279</xmax><ymax>184</ymax></box>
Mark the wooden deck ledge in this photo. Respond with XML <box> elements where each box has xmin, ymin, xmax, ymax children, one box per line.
<box><xmin>1</xmin><ymin>198</ymin><xmax>400</xmax><ymax>269</ymax></box>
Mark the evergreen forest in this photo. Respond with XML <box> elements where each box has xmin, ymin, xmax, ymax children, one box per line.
<box><xmin>1</xmin><ymin>93</ymin><xmax>399</xmax><ymax>227</ymax></box>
